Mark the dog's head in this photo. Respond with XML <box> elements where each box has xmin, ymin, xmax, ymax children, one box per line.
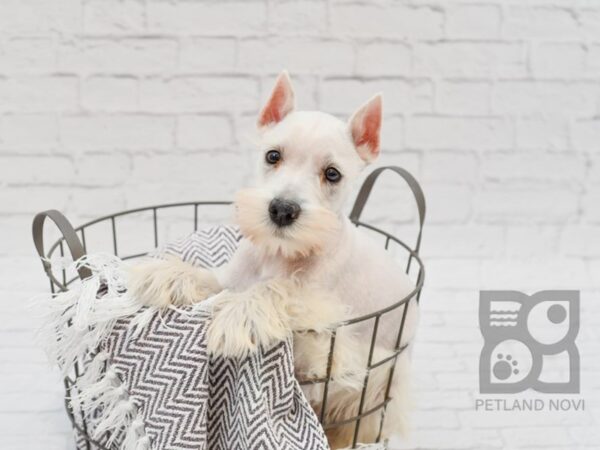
<box><xmin>236</xmin><ymin>71</ymin><xmax>382</xmax><ymax>259</ymax></box>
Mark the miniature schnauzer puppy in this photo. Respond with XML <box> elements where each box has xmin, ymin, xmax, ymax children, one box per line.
<box><xmin>129</xmin><ymin>71</ymin><xmax>418</xmax><ymax>449</ymax></box>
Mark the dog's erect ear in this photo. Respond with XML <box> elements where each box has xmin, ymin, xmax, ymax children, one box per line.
<box><xmin>258</xmin><ymin>71</ymin><xmax>295</xmax><ymax>128</ymax></box>
<box><xmin>348</xmin><ymin>94</ymin><xmax>382</xmax><ymax>163</ymax></box>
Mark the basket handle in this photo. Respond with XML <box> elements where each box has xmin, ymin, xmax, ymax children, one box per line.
<box><xmin>32</xmin><ymin>209</ymin><xmax>91</xmax><ymax>283</ymax></box>
<box><xmin>349</xmin><ymin>166</ymin><xmax>426</xmax><ymax>252</ymax></box>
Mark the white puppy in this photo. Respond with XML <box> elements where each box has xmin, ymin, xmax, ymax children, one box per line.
<box><xmin>129</xmin><ymin>71</ymin><xmax>419</xmax><ymax>449</ymax></box>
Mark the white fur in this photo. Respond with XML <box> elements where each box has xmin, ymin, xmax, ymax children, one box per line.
<box><xmin>128</xmin><ymin>72</ymin><xmax>419</xmax><ymax>449</ymax></box>
<box><xmin>235</xmin><ymin>188</ymin><xmax>341</xmax><ymax>259</ymax></box>
<box><xmin>128</xmin><ymin>255</ymin><xmax>220</xmax><ymax>308</ymax></box>
<box><xmin>34</xmin><ymin>254</ymin><xmax>151</xmax><ymax>450</ymax></box>
<box><xmin>206</xmin><ymin>278</ymin><xmax>347</xmax><ymax>358</ymax></box>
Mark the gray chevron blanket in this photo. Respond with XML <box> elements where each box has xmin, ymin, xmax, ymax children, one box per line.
<box><xmin>40</xmin><ymin>226</ymin><xmax>330</xmax><ymax>450</ymax></box>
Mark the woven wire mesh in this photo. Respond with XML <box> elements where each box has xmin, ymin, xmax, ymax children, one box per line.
<box><xmin>34</xmin><ymin>168</ymin><xmax>425</xmax><ymax>450</ymax></box>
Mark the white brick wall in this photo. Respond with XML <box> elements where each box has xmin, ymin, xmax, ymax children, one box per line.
<box><xmin>1</xmin><ymin>0</ymin><xmax>599</xmax><ymax>449</ymax></box>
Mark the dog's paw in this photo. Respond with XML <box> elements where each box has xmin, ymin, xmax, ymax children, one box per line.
<box><xmin>206</xmin><ymin>284</ymin><xmax>291</xmax><ymax>359</ymax></box>
<box><xmin>206</xmin><ymin>292</ymin><xmax>258</xmax><ymax>358</ymax></box>
<box><xmin>127</xmin><ymin>256</ymin><xmax>221</xmax><ymax>308</ymax></box>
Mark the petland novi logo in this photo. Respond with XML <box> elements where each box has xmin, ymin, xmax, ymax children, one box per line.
<box><xmin>479</xmin><ymin>290</ymin><xmax>580</xmax><ymax>394</ymax></box>
<box><xmin>475</xmin><ymin>290</ymin><xmax>583</xmax><ymax>412</ymax></box>
<box><xmin>475</xmin><ymin>291</ymin><xmax>585</xmax><ymax>411</ymax></box>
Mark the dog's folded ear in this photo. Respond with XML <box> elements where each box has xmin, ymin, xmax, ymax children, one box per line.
<box><xmin>348</xmin><ymin>94</ymin><xmax>383</xmax><ymax>163</ymax></box>
<box><xmin>258</xmin><ymin>70</ymin><xmax>295</xmax><ymax>128</ymax></box>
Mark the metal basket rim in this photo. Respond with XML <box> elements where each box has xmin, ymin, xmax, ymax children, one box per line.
<box><xmin>44</xmin><ymin>201</ymin><xmax>425</xmax><ymax>327</ymax></box>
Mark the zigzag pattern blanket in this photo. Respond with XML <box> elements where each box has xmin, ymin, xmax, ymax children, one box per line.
<box><xmin>42</xmin><ymin>227</ymin><xmax>330</xmax><ymax>450</ymax></box>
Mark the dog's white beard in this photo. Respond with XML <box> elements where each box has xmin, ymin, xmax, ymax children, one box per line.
<box><xmin>235</xmin><ymin>188</ymin><xmax>341</xmax><ymax>259</ymax></box>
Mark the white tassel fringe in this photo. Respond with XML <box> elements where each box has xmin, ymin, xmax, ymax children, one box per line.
<box><xmin>33</xmin><ymin>253</ymin><xmax>152</xmax><ymax>449</ymax></box>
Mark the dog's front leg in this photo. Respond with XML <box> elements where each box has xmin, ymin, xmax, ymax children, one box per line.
<box><xmin>127</xmin><ymin>239</ymin><xmax>259</xmax><ymax>308</ymax></box>
<box><xmin>206</xmin><ymin>279</ymin><xmax>296</xmax><ymax>358</ymax></box>
<box><xmin>206</xmin><ymin>280</ymin><xmax>348</xmax><ymax>360</ymax></box>
<box><xmin>127</xmin><ymin>256</ymin><xmax>221</xmax><ymax>308</ymax></box>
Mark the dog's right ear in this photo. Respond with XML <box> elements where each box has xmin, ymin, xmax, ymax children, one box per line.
<box><xmin>348</xmin><ymin>94</ymin><xmax>382</xmax><ymax>163</ymax></box>
<box><xmin>258</xmin><ymin>71</ymin><xmax>295</xmax><ymax>128</ymax></box>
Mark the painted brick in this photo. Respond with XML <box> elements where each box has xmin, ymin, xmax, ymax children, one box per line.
<box><xmin>580</xmin><ymin>8</ymin><xmax>600</xmax><ymax>41</ymax></box>
<box><xmin>139</xmin><ymin>77</ymin><xmax>259</xmax><ymax>113</ymax></box>
<box><xmin>446</xmin><ymin>4</ymin><xmax>502</xmax><ymax>39</ymax></box>
<box><xmin>475</xmin><ymin>188</ymin><xmax>579</xmax><ymax>223</ymax></box>
<box><xmin>58</xmin><ymin>38</ymin><xmax>179</xmax><ymax>74</ymax></box>
<box><xmin>461</xmin><ymin>409</ymin><xmax>593</xmax><ymax>429</ymax></box>
<box><xmin>83</xmin><ymin>0</ymin><xmax>145</xmax><ymax>34</ymax></box>
<box><xmin>0</xmin><ymin>156</ymin><xmax>74</xmax><ymax>185</ymax></box>
<box><xmin>572</xmin><ymin>119</ymin><xmax>600</xmax><ymax>152</ymax></box>
<box><xmin>502</xmin><ymin>426</ymin><xmax>572</xmax><ymax>447</ymax></box>
<box><xmin>380</xmin><ymin>116</ymin><xmax>405</xmax><ymax>151</ymax></box>
<box><xmin>423</xmin><ymin>184</ymin><xmax>472</xmax><ymax>223</ymax></box>
<box><xmin>68</xmin><ymin>187</ymin><xmax>128</xmax><ymax>218</ymax></box>
<box><xmin>82</xmin><ymin>76</ymin><xmax>138</xmax><ymax>111</ymax></box>
<box><xmin>0</xmin><ymin>187</ymin><xmax>69</xmax><ymax>214</ymax></box>
<box><xmin>436</xmin><ymin>81</ymin><xmax>491</xmax><ymax>115</ymax></box>
<box><xmin>506</xmin><ymin>226</ymin><xmax>561</xmax><ymax>258</ymax></box>
<box><xmin>321</xmin><ymin>79</ymin><xmax>433</xmax><ymax>114</ymax></box>
<box><xmin>60</xmin><ymin>115</ymin><xmax>175</xmax><ymax>151</ymax></box>
<box><xmin>493</xmin><ymin>81</ymin><xmax>598</xmax><ymax>115</ymax></box>
<box><xmin>238</xmin><ymin>38</ymin><xmax>354</xmax><ymax>75</ymax></box>
<box><xmin>179</xmin><ymin>38</ymin><xmax>237</xmax><ymax>72</ymax></box>
<box><xmin>146</xmin><ymin>1</ymin><xmax>267</xmax><ymax>35</ymax></box>
<box><xmin>0</xmin><ymin>76</ymin><xmax>78</xmax><ymax>112</ymax></box>
<box><xmin>516</xmin><ymin>116</ymin><xmax>569</xmax><ymax>150</ymax></box>
<box><xmin>533</xmin><ymin>42</ymin><xmax>587</xmax><ymax>78</ymax></box>
<box><xmin>420</xmin><ymin>225</ymin><xmax>504</xmax><ymax>258</ymax></box>
<box><xmin>0</xmin><ymin>218</ymin><xmax>47</xmax><ymax>256</ymax></box>
<box><xmin>412</xmin><ymin>410</ymin><xmax>461</xmax><ymax>429</ymax></box>
<box><xmin>582</xmin><ymin>186</ymin><xmax>600</xmax><ymax>222</ymax></box>
<box><xmin>0</xmin><ymin>0</ymin><xmax>81</xmax><ymax>33</ymax></box>
<box><xmin>587</xmin><ymin>43</ymin><xmax>600</xmax><ymax>75</ymax></box>
<box><xmin>414</xmin><ymin>43</ymin><xmax>526</xmax><ymax>77</ymax></box>
<box><xmin>74</xmin><ymin>153</ymin><xmax>131</xmax><ymax>186</ymax></box>
<box><xmin>481</xmin><ymin>153</ymin><xmax>585</xmax><ymax>184</ymax></box>
<box><xmin>560</xmin><ymin>225</ymin><xmax>600</xmax><ymax>256</ymax></box>
<box><xmin>503</xmin><ymin>7</ymin><xmax>580</xmax><ymax>40</ymax></box>
<box><xmin>0</xmin><ymin>38</ymin><xmax>56</xmax><ymax>72</ymax></box>
<box><xmin>129</xmin><ymin>152</ymin><xmax>250</xmax><ymax>197</ymax></box>
<box><xmin>176</xmin><ymin>115</ymin><xmax>234</xmax><ymax>150</ymax></box>
<box><xmin>590</xmin><ymin>156</ymin><xmax>600</xmax><ymax>184</ymax></box>
<box><xmin>0</xmin><ymin>411</ymin><xmax>71</xmax><ymax>436</ymax></box>
<box><xmin>356</xmin><ymin>43</ymin><xmax>411</xmax><ymax>76</ymax></box>
<box><xmin>331</xmin><ymin>3</ymin><xmax>444</xmax><ymax>40</ymax></box>
<box><xmin>0</xmin><ymin>115</ymin><xmax>59</xmax><ymax>152</ymax></box>
<box><xmin>406</xmin><ymin>116</ymin><xmax>512</xmax><ymax>151</ymax></box>
<box><xmin>268</xmin><ymin>1</ymin><xmax>328</xmax><ymax>35</ymax></box>
<box><xmin>422</xmin><ymin>151</ymin><xmax>479</xmax><ymax>184</ymax></box>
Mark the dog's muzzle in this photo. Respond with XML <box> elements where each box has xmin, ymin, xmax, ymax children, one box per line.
<box><xmin>268</xmin><ymin>198</ymin><xmax>301</xmax><ymax>227</ymax></box>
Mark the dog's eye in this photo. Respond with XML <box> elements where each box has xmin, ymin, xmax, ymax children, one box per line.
<box><xmin>265</xmin><ymin>150</ymin><xmax>281</xmax><ymax>165</ymax></box>
<box><xmin>324</xmin><ymin>167</ymin><xmax>342</xmax><ymax>183</ymax></box>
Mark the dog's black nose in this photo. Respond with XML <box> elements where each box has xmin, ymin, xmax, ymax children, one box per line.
<box><xmin>269</xmin><ymin>198</ymin><xmax>301</xmax><ymax>227</ymax></box>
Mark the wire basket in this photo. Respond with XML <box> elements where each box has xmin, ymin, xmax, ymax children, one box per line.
<box><xmin>32</xmin><ymin>166</ymin><xmax>425</xmax><ymax>450</ymax></box>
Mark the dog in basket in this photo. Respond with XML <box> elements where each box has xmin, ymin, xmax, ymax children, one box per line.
<box><xmin>129</xmin><ymin>71</ymin><xmax>418</xmax><ymax>449</ymax></box>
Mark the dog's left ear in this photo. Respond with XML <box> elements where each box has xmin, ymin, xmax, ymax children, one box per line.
<box><xmin>348</xmin><ymin>94</ymin><xmax>382</xmax><ymax>163</ymax></box>
<box><xmin>258</xmin><ymin>71</ymin><xmax>295</xmax><ymax>128</ymax></box>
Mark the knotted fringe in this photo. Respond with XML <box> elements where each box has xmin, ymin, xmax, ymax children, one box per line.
<box><xmin>35</xmin><ymin>253</ymin><xmax>383</xmax><ymax>450</ymax></box>
<box><xmin>33</xmin><ymin>253</ymin><xmax>157</xmax><ymax>450</ymax></box>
